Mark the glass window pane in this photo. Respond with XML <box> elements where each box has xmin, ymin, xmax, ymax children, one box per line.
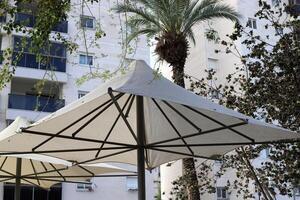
<box><xmin>79</xmin><ymin>55</ymin><xmax>86</xmax><ymax>64</ymax></box>
<box><xmin>253</xmin><ymin>20</ymin><xmax>257</xmax><ymax>29</ymax></box>
<box><xmin>13</xmin><ymin>52</ymin><xmax>26</xmax><ymax>67</ymax></box>
<box><xmin>50</xmin><ymin>43</ymin><xmax>66</xmax><ymax>57</ymax></box>
<box><xmin>222</xmin><ymin>188</ymin><xmax>227</xmax><ymax>198</ymax></box>
<box><xmin>86</xmin><ymin>18</ymin><xmax>94</xmax><ymax>28</ymax></box>
<box><xmin>217</xmin><ymin>188</ymin><xmax>221</xmax><ymax>198</ymax></box>
<box><xmin>52</xmin><ymin>57</ymin><xmax>66</xmax><ymax>72</ymax></box>
<box><xmin>26</xmin><ymin>54</ymin><xmax>38</xmax><ymax>68</ymax></box>
<box><xmin>81</xmin><ymin>16</ymin><xmax>94</xmax><ymax>28</ymax></box>
<box><xmin>87</xmin><ymin>55</ymin><xmax>93</xmax><ymax>65</ymax></box>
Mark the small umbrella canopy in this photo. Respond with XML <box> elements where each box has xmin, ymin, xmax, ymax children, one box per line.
<box><xmin>0</xmin><ymin>154</ymin><xmax>132</xmax><ymax>189</ymax></box>
<box><xmin>0</xmin><ymin>60</ymin><xmax>299</xmax><ymax>169</ymax></box>
<box><xmin>0</xmin><ymin>117</ymin><xmax>133</xmax><ymax>189</ymax></box>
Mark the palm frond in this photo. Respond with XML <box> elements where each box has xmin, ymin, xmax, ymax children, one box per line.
<box><xmin>126</xmin><ymin>28</ymin><xmax>159</xmax><ymax>44</ymax></box>
<box><xmin>114</xmin><ymin>0</ymin><xmax>239</xmax><ymax>50</ymax></box>
<box><xmin>186</xmin><ymin>29</ymin><xmax>196</xmax><ymax>45</ymax></box>
<box><xmin>113</xmin><ymin>4</ymin><xmax>161</xmax><ymax>29</ymax></box>
<box><xmin>183</xmin><ymin>0</ymin><xmax>239</xmax><ymax>34</ymax></box>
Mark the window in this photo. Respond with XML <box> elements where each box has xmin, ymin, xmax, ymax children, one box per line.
<box><xmin>208</xmin><ymin>58</ymin><xmax>218</xmax><ymax>70</ymax></box>
<box><xmin>214</xmin><ymin>160</ymin><xmax>223</xmax><ymax>166</ymax></box>
<box><xmin>80</xmin><ymin>16</ymin><xmax>95</xmax><ymax>29</ymax></box>
<box><xmin>246</xmin><ymin>18</ymin><xmax>257</xmax><ymax>29</ymax></box>
<box><xmin>12</xmin><ymin>36</ymin><xmax>67</xmax><ymax>72</ymax></box>
<box><xmin>76</xmin><ymin>183</ymin><xmax>94</xmax><ymax>192</ymax></box>
<box><xmin>290</xmin><ymin>0</ymin><xmax>300</xmax><ymax>5</ymax></box>
<box><xmin>78</xmin><ymin>90</ymin><xmax>88</xmax><ymax>99</ymax></box>
<box><xmin>294</xmin><ymin>186</ymin><xmax>300</xmax><ymax>196</ymax></box>
<box><xmin>126</xmin><ymin>177</ymin><xmax>138</xmax><ymax>191</ymax></box>
<box><xmin>275</xmin><ymin>27</ymin><xmax>283</xmax><ymax>35</ymax></box>
<box><xmin>0</xmin><ymin>13</ymin><xmax>6</xmax><ymax>23</ymax></box>
<box><xmin>217</xmin><ymin>187</ymin><xmax>229</xmax><ymax>200</ymax></box>
<box><xmin>79</xmin><ymin>54</ymin><xmax>93</xmax><ymax>65</ymax></box>
<box><xmin>272</xmin><ymin>0</ymin><xmax>280</xmax><ymax>6</ymax></box>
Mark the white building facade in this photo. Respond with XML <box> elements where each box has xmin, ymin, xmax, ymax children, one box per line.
<box><xmin>0</xmin><ymin>0</ymin><xmax>159</xmax><ymax>200</ymax></box>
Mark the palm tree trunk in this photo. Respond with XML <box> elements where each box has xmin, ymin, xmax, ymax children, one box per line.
<box><xmin>172</xmin><ymin>63</ymin><xmax>200</xmax><ymax>200</ymax></box>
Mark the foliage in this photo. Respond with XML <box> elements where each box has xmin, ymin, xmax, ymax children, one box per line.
<box><xmin>182</xmin><ymin>0</ymin><xmax>300</xmax><ymax>199</ymax></box>
<box><xmin>0</xmin><ymin>0</ymin><xmax>136</xmax><ymax>91</ymax></box>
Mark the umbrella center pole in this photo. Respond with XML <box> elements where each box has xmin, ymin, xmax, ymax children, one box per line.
<box><xmin>136</xmin><ymin>95</ymin><xmax>146</xmax><ymax>200</ymax></box>
<box><xmin>15</xmin><ymin>158</ymin><xmax>22</xmax><ymax>200</ymax></box>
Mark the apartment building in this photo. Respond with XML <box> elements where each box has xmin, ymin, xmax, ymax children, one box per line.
<box><xmin>160</xmin><ymin>0</ymin><xmax>300</xmax><ymax>199</ymax></box>
<box><xmin>0</xmin><ymin>0</ymin><xmax>158</xmax><ymax>200</ymax></box>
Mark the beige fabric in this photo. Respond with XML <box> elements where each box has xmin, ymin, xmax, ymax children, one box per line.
<box><xmin>0</xmin><ymin>154</ymin><xmax>130</xmax><ymax>188</ymax></box>
<box><xmin>0</xmin><ymin>61</ymin><xmax>299</xmax><ymax>168</ymax></box>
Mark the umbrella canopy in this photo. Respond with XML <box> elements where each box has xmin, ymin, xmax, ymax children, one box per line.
<box><xmin>0</xmin><ymin>117</ymin><xmax>134</xmax><ymax>190</ymax></box>
<box><xmin>0</xmin><ymin>154</ymin><xmax>129</xmax><ymax>189</ymax></box>
<box><xmin>0</xmin><ymin>60</ymin><xmax>298</xmax><ymax>168</ymax></box>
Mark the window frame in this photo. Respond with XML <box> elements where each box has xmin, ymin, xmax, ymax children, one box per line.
<box><xmin>79</xmin><ymin>54</ymin><xmax>93</xmax><ymax>66</ymax></box>
<box><xmin>78</xmin><ymin>90</ymin><xmax>89</xmax><ymax>99</ymax></box>
<box><xmin>216</xmin><ymin>187</ymin><xmax>229</xmax><ymax>200</ymax></box>
<box><xmin>80</xmin><ymin>15</ymin><xmax>95</xmax><ymax>29</ymax></box>
<box><xmin>246</xmin><ymin>18</ymin><xmax>257</xmax><ymax>29</ymax></box>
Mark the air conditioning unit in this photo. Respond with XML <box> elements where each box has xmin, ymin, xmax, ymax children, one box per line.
<box><xmin>76</xmin><ymin>183</ymin><xmax>96</xmax><ymax>192</ymax></box>
<box><xmin>126</xmin><ymin>177</ymin><xmax>138</xmax><ymax>191</ymax></box>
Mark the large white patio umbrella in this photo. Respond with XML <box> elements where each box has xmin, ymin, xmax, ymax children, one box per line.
<box><xmin>0</xmin><ymin>60</ymin><xmax>299</xmax><ymax>200</ymax></box>
<box><xmin>0</xmin><ymin>117</ymin><xmax>133</xmax><ymax>200</ymax></box>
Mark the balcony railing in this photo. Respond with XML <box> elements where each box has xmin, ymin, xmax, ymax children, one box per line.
<box><xmin>12</xmin><ymin>52</ymin><xmax>66</xmax><ymax>72</ymax></box>
<box><xmin>8</xmin><ymin>94</ymin><xmax>65</xmax><ymax>112</ymax></box>
<box><xmin>15</xmin><ymin>13</ymin><xmax>68</xmax><ymax>33</ymax></box>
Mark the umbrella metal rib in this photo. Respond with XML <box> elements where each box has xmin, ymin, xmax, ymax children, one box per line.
<box><xmin>25</xmin><ymin>174</ymin><xmax>137</xmax><ymax>179</ymax></box>
<box><xmin>77</xmin><ymin>165</ymin><xmax>95</xmax><ymax>176</ymax></box>
<box><xmin>77</xmin><ymin>148</ymin><xmax>136</xmax><ymax>165</ymax></box>
<box><xmin>22</xmin><ymin>129</ymin><xmax>135</xmax><ymax>148</ymax></box>
<box><xmin>147</xmin><ymin>121</ymin><xmax>248</xmax><ymax>146</ymax></box>
<box><xmin>23</xmin><ymin>166</ymin><xmax>68</xmax><ymax>178</ymax></box>
<box><xmin>183</xmin><ymin>105</ymin><xmax>255</xmax><ymax>143</ymax></box>
<box><xmin>29</xmin><ymin>159</ymin><xmax>40</xmax><ymax>185</ymax></box>
<box><xmin>148</xmin><ymin>147</ymin><xmax>218</xmax><ymax>160</ymax></box>
<box><xmin>40</xmin><ymin>161</ymin><xmax>48</xmax><ymax>172</ymax></box>
<box><xmin>0</xmin><ymin>146</ymin><xmax>135</xmax><ymax>156</ymax></box>
<box><xmin>0</xmin><ymin>157</ymin><xmax>8</xmax><ymax>170</ymax></box>
<box><xmin>151</xmin><ymin>98</ymin><xmax>194</xmax><ymax>155</ymax></box>
<box><xmin>162</xmin><ymin>100</ymin><xmax>201</xmax><ymax>131</ymax></box>
<box><xmin>95</xmin><ymin>94</ymin><xmax>134</xmax><ymax>158</ymax></box>
<box><xmin>71</xmin><ymin>93</ymin><xmax>125</xmax><ymax>138</ymax></box>
<box><xmin>108</xmin><ymin>89</ymin><xmax>138</xmax><ymax>143</ymax></box>
<box><xmin>30</xmin><ymin>93</ymin><xmax>124</xmax><ymax>151</ymax></box>
<box><xmin>49</xmin><ymin>163</ymin><xmax>65</xmax><ymax>181</ymax></box>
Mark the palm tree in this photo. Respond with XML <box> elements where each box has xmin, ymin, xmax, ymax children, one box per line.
<box><xmin>114</xmin><ymin>0</ymin><xmax>239</xmax><ymax>199</ymax></box>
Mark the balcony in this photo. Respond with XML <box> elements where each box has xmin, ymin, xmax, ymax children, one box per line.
<box><xmin>15</xmin><ymin>12</ymin><xmax>68</xmax><ymax>33</ymax></box>
<box><xmin>12</xmin><ymin>36</ymin><xmax>67</xmax><ymax>74</ymax></box>
<box><xmin>15</xmin><ymin>13</ymin><xmax>35</xmax><ymax>27</ymax></box>
<box><xmin>8</xmin><ymin>93</ymin><xmax>65</xmax><ymax>113</ymax></box>
<box><xmin>12</xmin><ymin>52</ymin><xmax>67</xmax><ymax>72</ymax></box>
